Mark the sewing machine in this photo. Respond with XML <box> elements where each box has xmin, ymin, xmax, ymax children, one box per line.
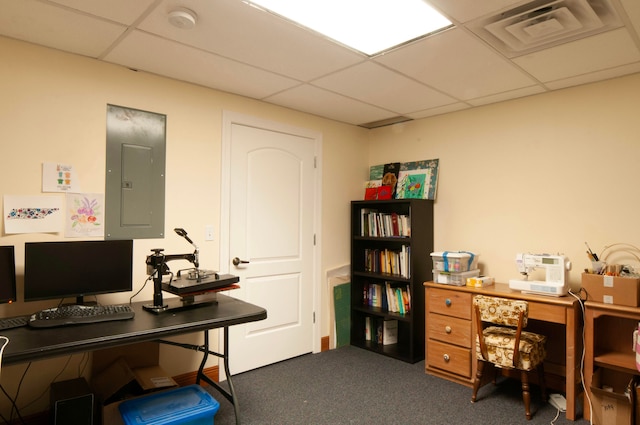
<box><xmin>508</xmin><ymin>253</ymin><xmax>571</xmax><ymax>296</ymax></box>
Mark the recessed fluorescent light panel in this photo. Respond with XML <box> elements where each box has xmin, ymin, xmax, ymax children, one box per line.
<box><xmin>247</xmin><ymin>0</ymin><xmax>452</xmax><ymax>56</ymax></box>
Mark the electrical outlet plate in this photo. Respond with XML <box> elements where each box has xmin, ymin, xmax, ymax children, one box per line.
<box><xmin>205</xmin><ymin>225</ymin><xmax>214</xmax><ymax>241</ymax></box>
<box><xmin>549</xmin><ymin>393</ymin><xmax>566</xmax><ymax>411</ymax></box>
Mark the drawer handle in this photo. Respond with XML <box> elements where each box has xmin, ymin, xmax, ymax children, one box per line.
<box><xmin>445</xmin><ymin>325</ymin><xmax>452</xmax><ymax>334</ymax></box>
<box><xmin>443</xmin><ymin>354</ymin><xmax>450</xmax><ymax>362</ymax></box>
<box><xmin>445</xmin><ymin>298</ymin><xmax>452</xmax><ymax>307</ymax></box>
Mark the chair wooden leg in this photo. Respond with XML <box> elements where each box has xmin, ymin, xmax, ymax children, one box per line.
<box><xmin>471</xmin><ymin>360</ymin><xmax>485</xmax><ymax>403</ymax></box>
<box><xmin>520</xmin><ymin>370</ymin><xmax>532</xmax><ymax>420</ymax></box>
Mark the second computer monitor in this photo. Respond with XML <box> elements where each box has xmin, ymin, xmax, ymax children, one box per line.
<box><xmin>24</xmin><ymin>239</ymin><xmax>133</xmax><ymax>305</ymax></box>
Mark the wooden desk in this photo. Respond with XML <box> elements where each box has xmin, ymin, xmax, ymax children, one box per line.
<box><xmin>583</xmin><ymin>301</ymin><xmax>640</xmax><ymax>423</ymax></box>
<box><xmin>2</xmin><ymin>295</ymin><xmax>267</xmax><ymax>424</ymax></box>
<box><xmin>424</xmin><ymin>282</ymin><xmax>580</xmax><ymax>421</ymax></box>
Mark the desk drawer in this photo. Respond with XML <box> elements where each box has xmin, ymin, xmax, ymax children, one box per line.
<box><xmin>428</xmin><ymin>313</ymin><xmax>472</xmax><ymax>348</ymax></box>
<box><xmin>427</xmin><ymin>288</ymin><xmax>472</xmax><ymax>319</ymax></box>
<box><xmin>427</xmin><ymin>340</ymin><xmax>471</xmax><ymax>378</ymax></box>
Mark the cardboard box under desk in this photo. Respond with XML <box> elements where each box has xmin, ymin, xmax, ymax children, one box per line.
<box><xmin>581</xmin><ymin>272</ymin><xmax>640</xmax><ymax>307</ymax></box>
<box><xmin>590</xmin><ymin>369</ymin><xmax>634</xmax><ymax>425</ymax></box>
<box><xmin>90</xmin><ymin>342</ymin><xmax>178</xmax><ymax>406</ymax></box>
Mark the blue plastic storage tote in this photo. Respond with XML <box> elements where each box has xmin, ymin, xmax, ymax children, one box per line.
<box><xmin>119</xmin><ymin>385</ymin><xmax>220</xmax><ymax>425</ymax></box>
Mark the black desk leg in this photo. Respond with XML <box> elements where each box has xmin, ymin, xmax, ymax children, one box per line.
<box><xmin>159</xmin><ymin>328</ymin><xmax>241</xmax><ymax>424</ymax></box>
<box><xmin>196</xmin><ymin>327</ymin><xmax>241</xmax><ymax>425</ymax></box>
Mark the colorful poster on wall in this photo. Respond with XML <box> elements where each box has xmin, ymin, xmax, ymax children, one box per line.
<box><xmin>65</xmin><ymin>193</ymin><xmax>104</xmax><ymax>237</ymax></box>
<box><xmin>4</xmin><ymin>195</ymin><xmax>63</xmax><ymax>234</ymax></box>
<box><xmin>42</xmin><ymin>162</ymin><xmax>81</xmax><ymax>192</ymax></box>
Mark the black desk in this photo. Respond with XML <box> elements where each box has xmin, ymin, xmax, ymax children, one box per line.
<box><xmin>2</xmin><ymin>295</ymin><xmax>267</xmax><ymax>424</ymax></box>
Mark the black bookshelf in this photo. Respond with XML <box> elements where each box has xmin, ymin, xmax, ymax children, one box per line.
<box><xmin>350</xmin><ymin>199</ymin><xmax>434</xmax><ymax>363</ymax></box>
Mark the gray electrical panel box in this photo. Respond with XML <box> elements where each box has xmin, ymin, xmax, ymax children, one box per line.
<box><xmin>105</xmin><ymin>104</ymin><xmax>166</xmax><ymax>239</ymax></box>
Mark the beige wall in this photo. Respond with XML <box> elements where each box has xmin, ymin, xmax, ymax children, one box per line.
<box><xmin>369</xmin><ymin>72</ymin><xmax>640</xmax><ymax>288</ymax></box>
<box><xmin>0</xmin><ymin>36</ymin><xmax>368</xmax><ymax>416</ymax></box>
<box><xmin>3</xmin><ymin>33</ymin><xmax>640</xmax><ymax>417</ymax></box>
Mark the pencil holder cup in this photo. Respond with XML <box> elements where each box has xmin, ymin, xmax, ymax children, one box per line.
<box><xmin>591</xmin><ymin>261</ymin><xmax>605</xmax><ymax>274</ymax></box>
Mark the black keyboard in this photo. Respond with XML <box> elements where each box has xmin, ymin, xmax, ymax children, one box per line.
<box><xmin>29</xmin><ymin>304</ymin><xmax>135</xmax><ymax>328</ymax></box>
<box><xmin>0</xmin><ymin>315</ymin><xmax>30</xmax><ymax>330</ymax></box>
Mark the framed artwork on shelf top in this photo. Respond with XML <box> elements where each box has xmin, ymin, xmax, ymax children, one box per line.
<box><xmin>367</xmin><ymin>159</ymin><xmax>439</xmax><ymax>200</ymax></box>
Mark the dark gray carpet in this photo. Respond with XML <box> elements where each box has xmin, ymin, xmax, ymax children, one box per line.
<box><xmin>209</xmin><ymin>346</ymin><xmax>589</xmax><ymax>425</ymax></box>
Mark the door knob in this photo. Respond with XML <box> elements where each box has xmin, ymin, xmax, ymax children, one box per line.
<box><xmin>232</xmin><ymin>257</ymin><xmax>250</xmax><ymax>266</ymax></box>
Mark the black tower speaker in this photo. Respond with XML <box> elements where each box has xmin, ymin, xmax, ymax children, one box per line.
<box><xmin>50</xmin><ymin>377</ymin><xmax>94</xmax><ymax>425</ymax></box>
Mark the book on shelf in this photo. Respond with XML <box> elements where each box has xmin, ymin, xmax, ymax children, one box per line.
<box><xmin>364</xmin><ymin>181</ymin><xmax>380</xmax><ymax>200</ymax></box>
<box><xmin>376</xmin><ymin>185</ymin><xmax>392</xmax><ymax>200</ymax></box>
<box><xmin>369</xmin><ymin>318</ymin><xmax>399</xmax><ymax>345</ymax></box>
<box><xmin>397</xmin><ymin>173</ymin><xmax>426</xmax><ymax>199</ymax></box>
<box><xmin>359</xmin><ymin>210</ymin><xmax>411</xmax><ymax>238</ymax></box>
<box><xmin>383</xmin><ymin>320</ymin><xmax>398</xmax><ymax>345</ymax></box>
<box><xmin>370</xmin><ymin>159</ymin><xmax>439</xmax><ymax>200</ymax></box>
<box><xmin>396</xmin><ymin>288</ymin><xmax>405</xmax><ymax>315</ymax></box>
<box><xmin>391</xmin><ymin>212</ymin><xmax>399</xmax><ymax>236</ymax></box>
<box><xmin>375</xmin><ymin>320</ymin><xmax>383</xmax><ymax>344</ymax></box>
<box><xmin>364</xmin><ymin>246</ymin><xmax>411</xmax><ymax>278</ymax></box>
<box><xmin>382</xmin><ymin>162</ymin><xmax>401</xmax><ymax>199</ymax></box>
<box><xmin>360</xmin><ymin>208</ymin><xmax>376</xmax><ymax>236</ymax></box>
<box><xmin>364</xmin><ymin>281</ymin><xmax>412</xmax><ymax>315</ymax></box>
<box><xmin>365</xmin><ymin>317</ymin><xmax>371</xmax><ymax>341</ymax></box>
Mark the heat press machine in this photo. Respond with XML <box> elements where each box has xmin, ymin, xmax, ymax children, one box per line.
<box><xmin>508</xmin><ymin>253</ymin><xmax>571</xmax><ymax>296</ymax></box>
<box><xmin>143</xmin><ymin>228</ymin><xmax>239</xmax><ymax>313</ymax></box>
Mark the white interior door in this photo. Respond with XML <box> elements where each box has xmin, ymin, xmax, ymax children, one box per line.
<box><xmin>221</xmin><ymin>112</ymin><xmax>321</xmax><ymax>375</ymax></box>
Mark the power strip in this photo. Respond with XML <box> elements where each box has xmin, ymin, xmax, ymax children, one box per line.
<box><xmin>549</xmin><ymin>393</ymin><xmax>566</xmax><ymax>412</ymax></box>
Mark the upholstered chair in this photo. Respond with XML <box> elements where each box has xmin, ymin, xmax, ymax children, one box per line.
<box><xmin>471</xmin><ymin>295</ymin><xmax>547</xmax><ymax>420</ymax></box>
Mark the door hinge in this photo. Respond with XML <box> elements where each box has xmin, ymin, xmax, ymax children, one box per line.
<box><xmin>313</xmin><ymin>311</ymin><xmax>316</xmax><ymax>323</ymax></box>
<box><xmin>314</xmin><ymin>156</ymin><xmax>317</xmax><ymax>168</ymax></box>
<box><xmin>313</xmin><ymin>234</ymin><xmax>316</xmax><ymax>245</ymax></box>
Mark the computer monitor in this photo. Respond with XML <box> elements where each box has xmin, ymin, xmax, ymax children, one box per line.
<box><xmin>24</xmin><ymin>239</ymin><xmax>133</xmax><ymax>305</ymax></box>
<box><xmin>0</xmin><ymin>246</ymin><xmax>17</xmax><ymax>304</ymax></box>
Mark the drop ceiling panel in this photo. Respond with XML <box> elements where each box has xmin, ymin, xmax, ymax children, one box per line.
<box><xmin>513</xmin><ymin>28</ymin><xmax>640</xmax><ymax>81</ymax></box>
<box><xmin>265</xmin><ymin>85</ymin><xmax>396</xmax><ymax>125</ymax></box>
<box><xmin>312</xmin><ymin>62</ymin><xmax>457</xmax><ymax>114</ymax></box>
<box><xmin>620</xmin><ymin>0</ymin><xmax>640</xmax><ymax>36</ymax></box>
<box><xmin>376</xmin><ymin>28</ymin><xmax>538</xmax><ymax>100</ymax></box>
<box><xmin>0</xmin><ymin>0</ymin><xmax>126</xmax><ymax>57</ymax></box>
<box><xmin>49</xmin><ymin>0</ymin><xmax>157</xmax><ymax>25</ymax></box>
<box><xmin>427</xmin><ymin>0</ymin><xmax>525</xmax><ymax>23</ymax></box>
<box><xmin>544</xmin><ymin>61</ymin><xmax>640</xmax><ymax>89</ymax></box>
<box><xmin>138</xmin><ymin>0</ymin><xmax>365</xmax><ymax>82</ymax></box>
<box><xmin>1</xmin><ymin>0</ymin><xmax>640</xmax><ymax>127</ymax></box>
<box><xmin>104</xmin><ymin>31</ymin><xmax>300</xmax><ymax>99</ymax></box>
<box><xmin>467</xmin><ymin>85</ymin><xmax>547</xmax><ymax>106</ymax></box>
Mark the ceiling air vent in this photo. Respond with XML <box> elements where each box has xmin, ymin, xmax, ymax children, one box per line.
<box><xmin>469</xmin><ymin>0</ymin><xmax>622</xmax><ymax>57</ymax></box>
<box><xmin>359</xmin><ymin>116</ymin><xmax>413</xmax><ymax>129</ymax></box>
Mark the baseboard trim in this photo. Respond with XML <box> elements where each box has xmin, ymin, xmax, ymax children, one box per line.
<box><xmin>321</xmin><ymin>335</ymin><xmax>330</xmax><ymax>352</ymax></box>
<box><xmin>172</xmin><ymin>365</ymin><xmax>219</xmax><ymax>386</ymax></box>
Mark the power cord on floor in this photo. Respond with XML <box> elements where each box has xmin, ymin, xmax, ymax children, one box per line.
<box><xmin>567</xmin><ymin>288</ymin><xmax>593</xmax><ymax>425</ymax></box>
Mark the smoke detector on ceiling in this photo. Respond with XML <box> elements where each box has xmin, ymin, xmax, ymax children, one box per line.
<box><xmin>168</xmin><ymin>8</ymin><xmax>198</xmax><ymax>29</ymax></box>
<box><xmin>469</xmin><ymin>0</ymin><xmax>622</xmax><ymax>57</ymax></box>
